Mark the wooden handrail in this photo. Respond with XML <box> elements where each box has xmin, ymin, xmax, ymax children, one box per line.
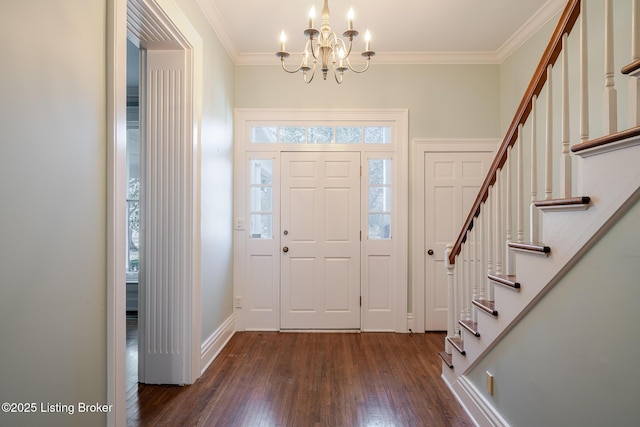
<box><xmin>449</xmin><ymin>0</ymin><xmax>581</xmax><ymax>265</ymax></box>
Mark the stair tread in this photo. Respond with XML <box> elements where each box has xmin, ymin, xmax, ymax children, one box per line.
<box><xmin>438</xmin><ymin>351</ymin><xmax>454</xmax><ymax>369</ymax></box>
<box><xmin>508</xmin><ymin>241</ymin><xmax>551</xmax><ymax>255</ymax></box>
<box><xmin>446</xmin><ymin>336</ymin><xmax>466</xmax><ymax>355</ymax></box>
<box><xmin>472</xmin><ymin>299</ymin><xmax>498</xmax><ymax>317</ymax></box>
<box><xmin>459</xmin><ymin>319</ymin><xmax>480</xmax><ymax>337</ymax></box>
<box><xmin>488</xmin><ymin>273</ymin><xmax>521</xmax><ymax>290</ymax></box>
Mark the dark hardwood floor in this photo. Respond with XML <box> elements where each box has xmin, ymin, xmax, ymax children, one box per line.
<box><xmin>127</xmin><ymin>319</ymin><xmax>472</xmax><ymax>426</ymax></box>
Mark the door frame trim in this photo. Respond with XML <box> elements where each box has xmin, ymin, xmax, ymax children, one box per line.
<box><xmin>107</xmin><ymin>0</ymin><xmax>202</xmax><ymax>423</ymax></box>
<box><xmin>234</xmin><ymin>109</ymin><xmax>409</xmax><ymax>332</ymax></box>
<box><xmin>411</xmin><ymin>139</ymin><xmax>498</xmax><ymax>333</ymax></box>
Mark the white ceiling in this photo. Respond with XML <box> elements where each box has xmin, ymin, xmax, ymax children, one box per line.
<box><xmin>200</xmin><ymin>0</ymin><xmax>567</xmax><ymax>64</ymax></box>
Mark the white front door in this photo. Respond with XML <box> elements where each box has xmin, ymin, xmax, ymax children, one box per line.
<box><xmin>424</xmin><ymin>151</ymin><xmax>493</xmax><ymax>330</ymax></box>
<box><xmin>281</xmin><ymin>151</ymin><xmax>361</xmax><ymax>329</ymax></box>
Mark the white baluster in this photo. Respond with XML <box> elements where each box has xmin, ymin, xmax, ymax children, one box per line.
<box><xmin>459</xmin><ymin>240</ymin><xmax>466</xmax><ymax>327</ymax></box>
<box><xmin>561</xmin><ymin>33</ymin><xmax>572</xmax><ymax>198</ymax></box>
<box><xmin>445</xmin><ymin>244</ymin><xmax>456</xmax><ymax>348</ymax></box>
<box><xmin>531</xmin><ymin>95</ymin><xmax>540</xmax><ymax>242</ymax></box>
<box><xmin>545</xmin><ymin>64</ymin><xmax>553</xmax><ymax>201</ymax></box>
<box><xmin>517</xmin><ymin>124</ymin><xmax>524</xmax><ymax>243</ymax></box>
<box><xmin>487</xmin><ymin>187</ymin><xmax>494</xmax><ymax>302</ymax></box>
<box><xmin>505</xmin><ymin>145</ymin><xmax>513</xmax><ymax>276</ymax></box>
<box><xmin>473</xmin><ymin>218</ymin><xmax>480</xmax><ymax>323</ymax></box>
<box><xmin>629</xmin><ymin>0</ymin><xmax>640</xmax><ymax>127</ymax></box>
<box><xmin>495</xmin><ymin>172</ymin><xmax>503</xmax><ymax>278</ymax></box>
<box><xmin>604</xmin><ymin>0</ymin><xmax>618</xmax><ymax>134</ymax></box>
<box><xmin>464</xmin><ymin>233</ymin><xmax>472</xmax><ymax>321</ymax></box>
<box><xmin>581</xmin><ymin>0</ymin><xmax>590</xmax><ymax>143</ymax></box>
<box><xmin>478</xmin><ymin>206</ymin><xmax>486</xmax><ymax>302</ymax></box>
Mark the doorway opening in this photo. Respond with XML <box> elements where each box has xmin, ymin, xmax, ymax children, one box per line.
<box><xmin>125</xmin><ymin>36</ymin><xmax>141</xmax><ymax>395</ymax></box>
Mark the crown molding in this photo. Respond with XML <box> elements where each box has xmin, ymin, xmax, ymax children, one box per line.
<box><xmin>199</xmin><ymin>0</ymin><xmax>567</xmax><ymax>67</ymax></box>
<box><xmin>497</xmin><ymin>0</ymin><xmax>566</xmax><ymax>62</ymax></box>
<box><xmin>195</xmin><ymin>0</ymin><xmax>238</xmax><ymax>62</ymax></box>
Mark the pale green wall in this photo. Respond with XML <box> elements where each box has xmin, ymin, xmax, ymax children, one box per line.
<box><xmin>468</xmin><ymin>196</ymin><xmax>640</xmax><ymax>426</ymax></box>
<box><xmin>235</xmin><ymin>63</ymin><xmax>501</xmax><ymax>139</ymax></box>
<box><xmin>0</xmin><ymin>1</ymin><xmax>108</xmax><ymax>426</ymax></box>
<box><xmin>173</xmin><ymin>0</ymin><xmax>236</xmax><ymax>344</ymax></box>
<box><xmin>0</xmin><ymin>0</ymin><xmax>235</xmax><ymax>425</ymax></box>
<box><xmin>499</xmin><ymin>15</ymin><xmax>556</xmax><ymax>135</ymax></box>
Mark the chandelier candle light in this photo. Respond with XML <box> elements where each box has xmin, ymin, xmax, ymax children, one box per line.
<box><xmin>276</xmin><ymin>0</ymin><xmax>375</xmax><ymax>84</ymax></box>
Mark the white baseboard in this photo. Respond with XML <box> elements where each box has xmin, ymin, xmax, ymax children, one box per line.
<box><xmin>200</xmin><ymin>313</ymin><xmax>236</xmax><ymax>375</ymax></box>
<box><xmin>442</xmin><ymin>373</ymin><xmax>510</xmax><ymax>427</ymax></box>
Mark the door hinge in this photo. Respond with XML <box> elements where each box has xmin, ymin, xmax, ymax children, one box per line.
<box><xmin>360</xmin><ymin>165</ymin><xmax>362</xmax><ymax>177</ymax></box>
<box><xmin>360</xmin><ymin>296</ymin><xmax>362</xmax><ymax>306</ymax></box>
<box><xmin>360</xmin><ymin>230</ymin><xmax>362</xmax><ymax>241</ymax></box>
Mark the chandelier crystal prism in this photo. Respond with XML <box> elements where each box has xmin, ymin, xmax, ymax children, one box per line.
<box><xmin>276</xmin><ymin>0</ymin><xmax>375</xmax><ymax>84</ymax></box>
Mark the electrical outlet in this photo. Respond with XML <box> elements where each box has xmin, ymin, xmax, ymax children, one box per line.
<box><xmin>235</xmin><ymin>296</ymin><xmax>242</xmax><ymax>308</ymax></box>
<box><xmin>486</xmin><ymin>371</ymin><xmax>494</xmax><ymax>395</ymax></box>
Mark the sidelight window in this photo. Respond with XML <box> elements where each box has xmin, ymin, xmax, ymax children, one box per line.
<box><xmin>249</xmin><ymin>159</ymin><xmax>274</xmax><ymax>239</ymax></box>
<box><xmin>368</xmin><ymin>158</ymin><xmax>392</xmax><ymax>239</ymax></box>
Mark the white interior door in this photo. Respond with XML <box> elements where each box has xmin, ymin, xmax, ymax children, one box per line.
<box><xmin>281</xmin><ymin>151</ymin><xmax>361</xmax><ymax>329</ymax></box>
<box><xmin>424</xmin><ymin>151</ymin><xmax>493</xmax><ymax>330</ymax></box>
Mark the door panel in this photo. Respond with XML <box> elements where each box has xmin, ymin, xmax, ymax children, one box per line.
<box><xmin>281</xmin><ymin>152</ymin><xmax>361</xmax><ymax>329</ymax></box>
<box><xmin>424</xmin><ymin>152</ymin><xmax>493</xmax><ymax>330</ymax></box>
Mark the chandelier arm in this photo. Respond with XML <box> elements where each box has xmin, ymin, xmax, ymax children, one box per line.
<box><xmin>339</xmin><ymin>37</ymin><xmax>354</xmax><ymax>59</ymax></box>
<box><xmin>309</xmin><ymin>37</ymin><xmax>319</xmax><ymax>61</ymax></box>
<box><xmin>345</xmin><ymin>56</ymin><xmax>372</xmax><ymax>73</ymax></box>
<box><xmin>304</xmin><ymin>67</ymin><xmax>316</xmax><ymax>83</ymax></box>
<box><xmin>279</xmin><ymin>57</ymin><xmax>304</xmax><ymax>74</ymax></box>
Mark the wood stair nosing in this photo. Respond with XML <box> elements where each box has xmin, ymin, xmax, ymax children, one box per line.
<box><xmin>459</xmin><ymin>319</ymin><xmax>480</xmax><ymax>337</ymax></box>
<box><xmin>508</xmin><ymin>241</ymin><xmax>551</xmax><ymax>255</ymax></box>
<box><xmin>446</xmin><ymin>336</ymin><xmax>466</xmax><ymax>356</ymax></box>
<box><xmin>571</xmin><ymin>125</ymin><xmax>640</xmax><ymax>154</ymax></box>
<box><xmin>488</xmin><ymin>273</ymin><xmax>521</xmax><ymax>290</ymax></box>
<box><xmin>533</xmin><ymin>196</ymin><xmax>591</xmax><ymax>211</ymax></box>
<box><xmin>472</xmin><ymin>299</ymin><xmax>498</xmax><ymax>317</ymax></box>
<box><xmin>622</xmin><ymin>58</ymin><xmax>640</xmax><ymax>76</ymax></box>
<box><xmin>438</xmin><ymin>351</ymin><xmax>454</xmax><ymax>369</ymax></box>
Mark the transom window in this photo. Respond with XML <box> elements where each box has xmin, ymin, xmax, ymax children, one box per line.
<box><xmin>251</xmin><ymin>125</ymin><xmax>392</xmax><ymax>145</ymax></box>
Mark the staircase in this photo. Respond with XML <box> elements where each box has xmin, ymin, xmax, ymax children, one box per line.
<box><xmin>439</xmin><ymin>1</ymin><xmax>640</xmax><ymax>424</ymax></box>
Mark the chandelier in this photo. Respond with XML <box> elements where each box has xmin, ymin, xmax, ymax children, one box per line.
<box><xmin>276</xmin><ymin>0</ymin><xmax>375</xmax><ymax>84</ymax></box>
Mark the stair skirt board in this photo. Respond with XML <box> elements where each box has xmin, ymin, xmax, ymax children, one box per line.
<box><xmin>446</xmin><ymin>181</ymin><xmax>640</xmax><ymax>383</ymax></box>
<box><xmin>442</xmin><ymin>374</ymin><xmax>510</xmax><ymax>427</ymax></box>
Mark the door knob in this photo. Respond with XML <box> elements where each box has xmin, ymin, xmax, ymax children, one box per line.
<box><xmin>427</xmin><ymin>249</ymin><xmax>434</xmax><ymax>256</ymax></box>
<box><xmin>282</xmin><ymin>246</ymin><xmax>289</xmax><ymax>253</ymax></box>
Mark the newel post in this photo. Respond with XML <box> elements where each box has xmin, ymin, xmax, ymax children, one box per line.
<box><xmin>445</xmin><ymin>243</ymin><xmax>456</xmax><ymax>351</ymax></box>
